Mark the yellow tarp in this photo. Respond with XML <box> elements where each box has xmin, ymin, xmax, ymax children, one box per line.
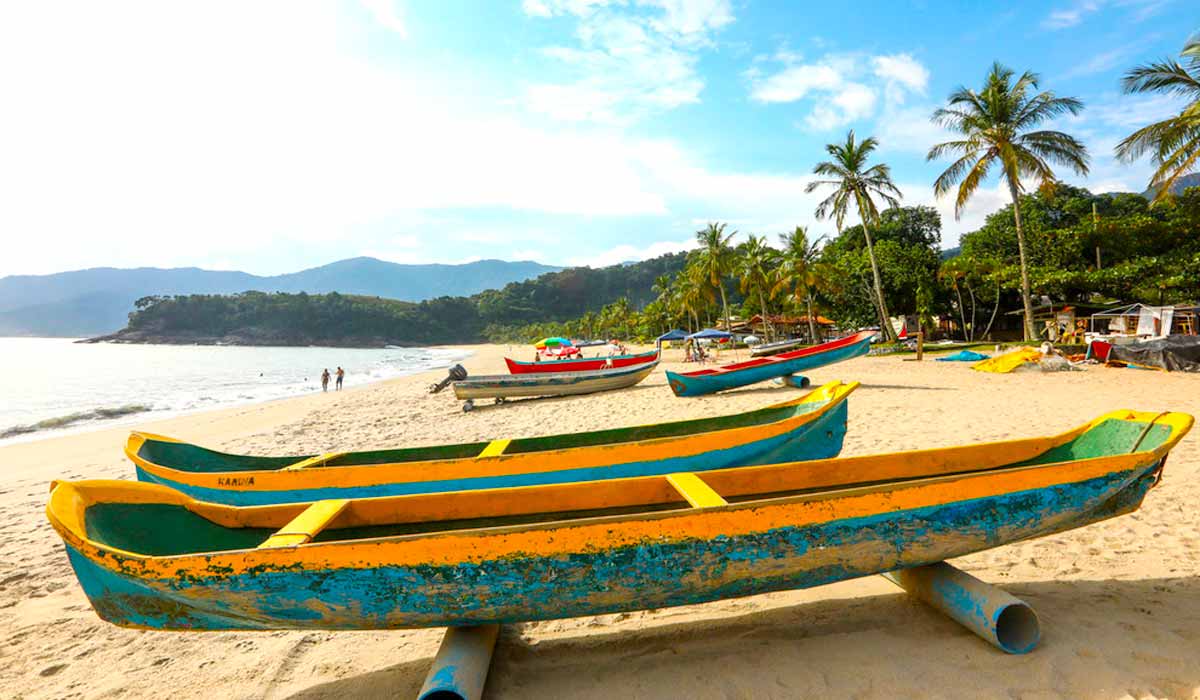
<box><xmin>972</xmin><ymin>347</ymin><xmax>1043</xmax><ymax>373</ymax></box>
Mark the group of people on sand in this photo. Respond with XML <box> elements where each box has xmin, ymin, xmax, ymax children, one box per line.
<box><xmin>320</xmin><ymin>367</ymin><xmax>345</xmax><ymax>392</ymax></box>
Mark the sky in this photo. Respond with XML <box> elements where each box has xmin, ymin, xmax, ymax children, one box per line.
<box><xmin>0</xmin><ymin>0</ymin><xmax>1194</xmax><ymax>278</ymax></box>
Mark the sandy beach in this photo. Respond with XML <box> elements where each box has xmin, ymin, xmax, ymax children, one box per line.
<box><xmin>4</xmin><ymin>344</ymin><xmax>1200</xmax><ymax>699</ymax></box>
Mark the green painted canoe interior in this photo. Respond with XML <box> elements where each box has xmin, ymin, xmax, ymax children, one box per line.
<box><xmin>139</xmin><ymin>398</ymin><xmax>818</xmax><ymax>473</ymax></box>
<box><xmin>1016</xmin><ymin>419</ymin><xmax>1171</xmax><ymax>466</ymax></box>
<box><xmin>82</xmin><ymin>501</ymin><xmax>688</xmax><ymax>555</ymax></box>
<box><xmin>86</xmin><ymin>504</ymin><xmax>274</xmax><ymax>555</ymax></box>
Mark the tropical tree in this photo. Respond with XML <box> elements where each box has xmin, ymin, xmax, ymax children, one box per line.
<box><xmin>773</xmin><ymin>226</ymin><xmax>826</xmax><ymax>342</ymax></box>
<box><xmin>693</xmin><ymin>222</ymin><xmax>737</xmax><ymax>333</ymax></box>
<box><xmin>806</xmin><ymin>130</ymin><xmax>902</xmax><ymax>342</ymax></box>
<box><xmin>927</xmin><ymin>63</ymin><xmax>1089</xmax><ymax>340</ymax></box>
<box><xmin>736</xmin><ymin>235</ymin><xmax>780</xmax><ymax>340</ymax></box>
<box><xmin>938</xmin><ymin>257</ymin><xmax>971</xmax><ymax>341</ymax></box>
<box><xmin>1115</xmin><ymin>34</ymin><xmax>1200</xmax><ymax>204</ymax></box>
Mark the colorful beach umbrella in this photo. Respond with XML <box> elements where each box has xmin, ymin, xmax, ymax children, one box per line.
<box><xmin>534</xmin><ymin>337</ymin><xmax>573</xmax><ymax>349</ymax></box>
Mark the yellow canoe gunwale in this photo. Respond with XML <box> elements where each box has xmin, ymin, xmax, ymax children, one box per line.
<box><xmin>125</xmin><ymin>381</ymin><xmax>858</xmax><ymax>492</ymax></box>
<box><xmin>52</xmin><ymin>410</ymin><xmax>1192</xmax><ymax>581</ymax></box>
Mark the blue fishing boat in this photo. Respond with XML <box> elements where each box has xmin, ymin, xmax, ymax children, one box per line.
<box><xmin>667</xmin><ymin>331</ymin><xmax>874</xmax><ymax>397</ymax></box>
<box><xmin>126</xmin><ymin>382</ymin><xmax>856</xmax><ymax>506</ymax></box>
<box><xmin>48</xmin><ymin>409</ymin><xmax>1190</xmax><ymax>630</ymax></box>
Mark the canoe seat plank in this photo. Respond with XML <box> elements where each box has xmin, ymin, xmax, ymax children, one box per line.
<box><xmin>479</xmin><ymin>439</ymin><xmax>511</xmax><ymax>458</ymax></box>
<box><xmin>283</xmin><ymin>452</ymin><xmax>345</xmax><ymax>471</ymax></box>
<box><xmin>259</xmin><ymin>499</ymin><xmax>350</xmax><ymax>548</ymax></box>
<box><xmin>666</xmin><ymin>472</ymin><xmax>727</xmax><ymax>508</ymax></box>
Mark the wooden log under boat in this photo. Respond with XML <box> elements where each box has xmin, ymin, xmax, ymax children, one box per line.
<box><xmin>49</xmin><ymin>409</ymin><xmax>1191</xmax><ymax>631</ymax></box>
<box><xmin>128</xmin><ymin>381</ymin><xmax>856</xmax><ymax>506</ymax></box>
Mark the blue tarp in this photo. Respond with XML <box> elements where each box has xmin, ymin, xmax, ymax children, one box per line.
<box><xmin>657</xmin><ymin>329</ymin><xmax>689</xmax><ymax>342</ymax></box>
<box><xmin>936</xmin><ymin>349</ymin><xmax>990</xmax><ymax>362</ymax></box>
<box><xmin>688</xmin><ymin>328</ymin><xmax>732</xmax><ymax>340</ymax></box>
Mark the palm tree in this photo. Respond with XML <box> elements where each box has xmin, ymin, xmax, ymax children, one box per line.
<box><xmin>1115</xmin><ymin>34</ymin><xmax>1200</xmax><ymax>204</ymax></box>
<box><xmin>694</xmin><ymin>222</ymin><xmax>737</xmax><ymax>333</ymax></box>
<box><xmin>927</xmin><ymin>63</ymin><xmax>1089</xmax><ymax>340</ymax></box>
<box><xmin>773</xmin><ymin>226</ymin><xmax>826</xmax><ymax>342</ymax></box>
<box><xmin>806</xmin><ymin>130</ymin><xmax>902</xmax><ymax>342</ymax></box>
<box><xmin>736</xmin><ymin>235</ymin><xmax>780</xmax><ymax>340</ymax></box>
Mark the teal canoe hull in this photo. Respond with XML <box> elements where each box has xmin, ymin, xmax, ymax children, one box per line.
<box><xmin>63</xmin><ymin>461</ymin><xmax>1157</xmax><ymax>630</ymax></box>
<box><xmin>667</xmin><ymin>332</ymin><xmax>872</xmax><ymax>397</ymax></box>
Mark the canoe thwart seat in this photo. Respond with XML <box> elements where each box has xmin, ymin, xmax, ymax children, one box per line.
<box><xmin>479</xmin><ymin>439</ymin><xmax>511</xmax><ymax>458</ymax></box>
<box><xmin>282</xmin><ymin>452</ymin><xmax>346</xmax><ymax>471</ymax></box>
<box><xmin>259</xmin><ymin>499</ymin><xmax>350</xmax><ymax>548</ymax></box>
<box><xmin>666</xmin><ymin>472</ymin><xmax>727</xmax><ymax>508</ymax></box>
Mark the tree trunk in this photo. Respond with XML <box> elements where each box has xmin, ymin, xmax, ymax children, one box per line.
<box><xmin>1007</xmin><ymin>178</ymin><xmax>1036</xmax><ymax>340</ymax></box>
<box><xmin>860</xmin><ymin>217</ymin><xmax>896</xmax><ymax>342</ymax></box>
<box><xmin>719</xmin><ymin>285</ymin><xmax>731</xmax><ymax>336</ymax></box>
<box><xmin>982</xmin><ymin>278</ymin><xmax>1001</xmax><ymax>339</ymax></box>
<box><xmin>953</xmin><ymin>281</ymin><xmax>968</xmax><ymax>341</ymax></box>
<box><xmin>806</xmin><ymin>292</ymin><xmax>817</xmax><ymax>343</ymax></box>
<box><xmin>758</xmin><ymin>288</ymin><xmax>773</xmax><ymax>341</ymax></box>
<box><xmin>967</xmin><ymin>283</ymin><xmax>977</xmax><ymax>342</ymax></box>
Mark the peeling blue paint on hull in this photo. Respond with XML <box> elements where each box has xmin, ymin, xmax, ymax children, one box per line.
<box><xmin>135</xmin><ymin>402</ymin><xmax>848</xmax><ymax>506</ymax></box>
<box><xmin>66</xmin><ymin>465</ymin><xmax>1155</xmax><ymax>631</ymax></box>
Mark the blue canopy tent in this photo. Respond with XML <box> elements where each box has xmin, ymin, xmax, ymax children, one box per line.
<box><xmin>657</xmin><ymin>329</ymin><xmax>689</xmax><ymax>343</ymax></box>
<box><xmin>688</xmin><ymin>328</ymin><xmax>732</xmax><ymax>340</ymax></box>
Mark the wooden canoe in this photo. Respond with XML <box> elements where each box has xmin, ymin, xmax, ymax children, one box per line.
<box><xmin>127</xmin><ymin>381</ymin><xmax>857</xmax><ymax>506</ymax></box>
<box><xmin>50</xmin><ymin>409</ymin><xmax>1190</xmax><ymax>630</ymax></box>
<box><xmin>452</xmin><ymin>361</ymin><xmax>656</xmax><ymax>401</ymax></box>
<box><xmin>667</xmin><ymin>331</ymin><xmax>874</xmax><ymax>397</ymax></box>
<box><xmin>504</xmin><ymin>350</ymin><xmax>659</xmax><ymax>374</ymax></box>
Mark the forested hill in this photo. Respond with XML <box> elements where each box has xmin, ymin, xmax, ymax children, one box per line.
<box><xmin>0</xmin><ymin>257</ymin><xmax>560</xmax><ymax>337</ymax></box>
<box><xmin>92</xmin><ymin>252</ymin><xmax>691</xmax><ymax>346</ymax></box>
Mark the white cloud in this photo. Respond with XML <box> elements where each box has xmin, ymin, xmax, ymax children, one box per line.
<box><xmin>872</xmin><ymin>54</ymin><xmax>929</xmax><ymax>96</ymax></box>
<box><xmin>750</xmin><ymin>63</ymin><xmax>843</xmax><ymax>103</ymax></box>
<box><xmin>748</xmin><ymin>51</ymin><xmax>929</xmax><ymax>132</ymax></box>
<box><xmin>1043</xmin><ymin>0</ymin><xmax>1166</xmax><ymax>30</ymax></box>
<box><xmin>567</xmin><ymin>238</ymin><xmax>696</xmax><ymax>267</ymax></box>
<box><xmin>1043</xmin><ymin>1</ymin><xmax>1099</xmax><ymax>29</ymax></box>
<box><xmin>360</xmin><ymin>0</ymin><xmax>409</xmax><ymax>37</ymax></box>
<box><xmin>522</xmin><ymin>0</ymin><xmax>734</xmax><ymax>124</ymax></box>
<box><xmin>876</xmin><ymin>104</ymin><xmax>952</xmax><ymax>155</ymax></box>
<box><xmin>805</xmin><ymin>83</ymin><xmax>877</xmax><ymax>131</ymax></box>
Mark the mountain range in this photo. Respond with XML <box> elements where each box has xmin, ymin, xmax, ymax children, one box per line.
<box><xmin>0</xmin><ymin>257</ymin><xmax>561</xmax><ymax>337</ymax></box>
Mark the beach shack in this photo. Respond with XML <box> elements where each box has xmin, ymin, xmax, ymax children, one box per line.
<box><xmin>1088</xmin><ymin>303</ymin><xmax>1199</xmax><ymax>339</ymax></box>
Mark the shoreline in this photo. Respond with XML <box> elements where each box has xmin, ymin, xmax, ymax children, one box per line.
<box><xmin>0</xmin><ymin>343</ymin><xmax>476</xmax><ymax>448</ymax></box>
<box><xmin>4</xmin><ymin>345</ymin><xmax>1200</xmax><ymax>698</ymax></box>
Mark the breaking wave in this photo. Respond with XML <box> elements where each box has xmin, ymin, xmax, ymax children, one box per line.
<box><xmin>0</xmin><ymin>404</ymin><xmax>153</xmax><ymax>440</ymax></box>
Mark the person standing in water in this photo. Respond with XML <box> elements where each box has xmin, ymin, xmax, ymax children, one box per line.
<box><xmin>321</xmin><ymin>368</ymin><xmax>330</xmax><ymax>392</ymax></box>
<box><xmin>335</xmin><ymin>366</ymin><xmax>345</xmax><ymax>391</ymax></box>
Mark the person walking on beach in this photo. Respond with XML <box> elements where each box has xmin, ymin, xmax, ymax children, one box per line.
<box><xmin>335</xmin><ymin>367</ymin><xmax>345</xmax><ymax>391</ymax></box>
<box><xmin>321</xmin><ymin>368</ymin><xmax>330</xmax><ymax>392</ymax></box>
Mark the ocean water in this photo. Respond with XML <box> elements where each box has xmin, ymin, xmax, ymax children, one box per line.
<box><xmin>0</xmin><ymin>338</ymin><xmax>471</xmax><ymax>444</ymax></box>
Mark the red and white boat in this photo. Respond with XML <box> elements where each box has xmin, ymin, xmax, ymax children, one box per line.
<box><xmin>504</xmin><ymin>349</ymin><xmax>660</xmax><ymax>374</ymax></box>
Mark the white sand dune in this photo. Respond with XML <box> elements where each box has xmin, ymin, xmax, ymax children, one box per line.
<box><xmin>2</xmin><ymin>344</ymin><xmax>1198</xmax><ymax>699</ymax></box>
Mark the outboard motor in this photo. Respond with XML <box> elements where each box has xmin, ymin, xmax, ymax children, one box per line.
<box><xmin>429</xmin><ymin>364</ymin><xmax>468</xmax><ymax>394</ymax></box>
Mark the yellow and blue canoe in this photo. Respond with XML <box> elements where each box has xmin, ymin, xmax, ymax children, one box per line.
<box><xmin>51</xmin><ymin>409</ymin><xmax>1190</xmax><ymax>630</ymax></box>
<box><xmin>126</xmin><ymin>381</ymin><xmax>857</xmax><ymax>506</ymax></box>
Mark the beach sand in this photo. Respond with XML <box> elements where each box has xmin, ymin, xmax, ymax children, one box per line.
<box><xmin>3</xmin><ymin>344</ymin><xmax>1199</xmax><ymax>699</ymax></box>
